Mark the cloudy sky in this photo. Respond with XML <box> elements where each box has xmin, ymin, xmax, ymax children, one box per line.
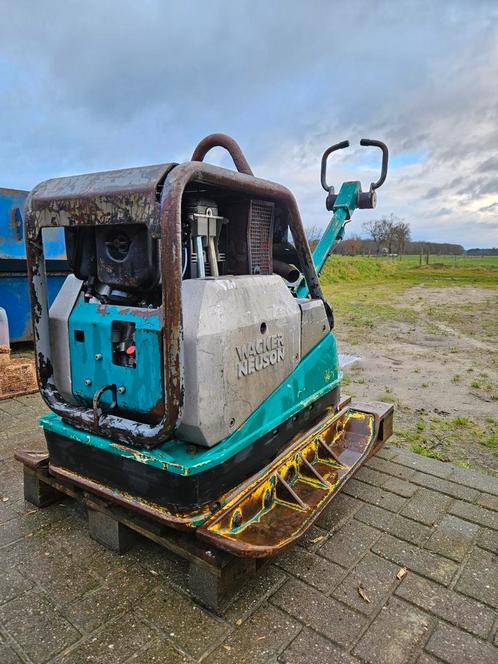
<box><xmin>0</xmin><ymin>1</ymin><xmax>497</xmax><ymax>247</ymax></box>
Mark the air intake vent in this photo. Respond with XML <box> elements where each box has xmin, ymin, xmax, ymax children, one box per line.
<box><xmin>247</xmin><ymin>200</ymin><xmax>274</xmax><ymax>275</ymax></box>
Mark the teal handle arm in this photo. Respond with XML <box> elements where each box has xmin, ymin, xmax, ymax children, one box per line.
<box><xmin>296</xmin><ymin>181</ymin><xmax>360</xmax><ymax>299</ymax></box>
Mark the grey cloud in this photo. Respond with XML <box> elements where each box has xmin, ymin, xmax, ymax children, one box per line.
<box><xmin>477</xmin><ymin>156</ymin><xmax>498</xmax><ymax>173</ymax></box>
<box><xmin>457</xmin><ymin>178</ymin><xmax>498</xmax><ymax>197</ymax></box>
<box><xmin>479</xmin><ymin>202</ymin><xmax>498</xmax><ymax>213</ymax></box>
<box><xmin>0</xmin><ymin>1</ymin><xmax>497</xmax><ymax>247</ymax></box>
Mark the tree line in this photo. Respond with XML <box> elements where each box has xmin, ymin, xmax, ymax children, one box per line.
<box><xmin>305</xmin><ymin>214</ymin><xmax>465</xmax><ymax>256</ymax></box>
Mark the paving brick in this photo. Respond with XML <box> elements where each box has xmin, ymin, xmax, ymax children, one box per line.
<box><xmin>332</xmin><ymin>552</ymin><xmax>399</xmax><ymax>615</ymax></box>
<box><xmin>456</xmin><ymin>547</ymin><xmax>498</xmax><ymax>609</ymax></box>
<box><xmin>448</xmin><ymin>467</ymin><xmax>498</xmax><ymax>496</ymax></box>
<box><xmin>0</xmin><ymin>516</ymin><xmax>38</xmax><ymax>546</ymax></box>
<box><xmin>401</xmin><ymin>488</ymin><xmax>452</xmax><ymax>526</ymax></box>
<box><xmin>126</xmin><ymin>637</ymin><xmax>190</xmax><ymax>663</ymax></box>
<box><xmin>204</xmin><ymin>604</ymin><xmax>300</xmax><ymax>663</ymax></box>
<box><xmin>355</xmin><ymin>465</ymin><xmax>389</xmax><ymax>487</ymax></box>
<box><xmin>375</xmin><ymin>445</ymin><xmax>398</xmax><ymax>461</ymax></box>
<box><xmin>373</xmin><ymin>533</ymin><xmax>458</xmax><ymax>585</ymax></box>
<box><xmin>279</xmin><ymin>628</ymin><xmax>360</xmax><ymax>663</ymax></box>
<box><xmin>137</xmin><ymin>586</ymin><xmax>230</xmax><ymax>658</ymax></box>
<box><xmin>0</xmin><ymin>501</ymin><xmax>69</xmax><ymax>547</ymax></box>
<box><xmin>270</xmin><ymin>578</ymin><xmax>367</xmax><ymax>648</ymax></box>
<box><xmin>395</xmin><ymin>573</ymin><xmax>495</xmax><ymax>638</ymax></box>
<box><xmin>296</xmin><ymin>524</ymin><xmax>328</xmax><ymax>552</ymax></box>
<box><xmin>477</xmin><ymin>527</ymin><xmax>498</xmax><ymax>553</ymax></box>
<box><xmin>0</xmin><ymin>589</ymin><xmax>80</xmax><ymax>663</ymax></box>
<box><xmin>0</xmin><ymin>566</ymin><xmax>33</xmax><ymax>605</ymax></box>
<box><xmin>319</xmin><ymin>519</ymin><xmax>381</xmax><ymax>569</ymax></box>
<box><xmin>17</xmin><ymin>546</ymin><xmax>100</xmax><ymax>606</ymax></box>
<box><xmin>449</xmin><ymin>500</ymin><xmax>498</xmax><ymax>530</ymax></box>
<box><xmin>410</xmin><ymin>472</ymin><xmax>479</xmax><ymax>501</ymax></box>
<box><xmin>477</xmin><ymin>492</ymin><xmax>498</xmax><ymax>512</ymax></box>
<box><xmin>343</xmin><ymin>479</ymin><xmax>407</xmax><ymax>513</ymax></box>
<box><xmin>62</xmin><ymin>565</ymin><xmax>157</xmax><ymax>633</ymax></box>
<box><xmin>316</xmin><ymin>494</ymin><xmax>362</xmax><ymax>532</ymax></box>
<box><xmin>391</xmin><ymin>450</ymin><xmax>454</xmax><ymax>479</ymax></box>
<box><xmin>355</xmin><ymin>504</ymin><xmax>432</xmax><ymax>545</ymax></box>
<box><xmin>275</xmin><ymin>546</ymin><xmax>345</xmax><ymax>593</ymax></box>
<box><xmin>60</xmin><ymin>613</ymin><xmax>156</xmax><ymax>664</ymax></box>
<box><xmin>424</xmin><ymin>515</ymin><xmax>478</xmax><ymax>562</ymax></box>
<box><xmin>353</xmin><ymin>598</ymin><xmax>433</xmax><ymax>664</ymax></box>
<box><xmin>366</xmin><ymin>456</ymin><xmax>416</xmax><ymax>481</ymax></box>
<box><xmin>416</xmin><ymin>655</ymin><xmax>440</xmax><ymax>664</ymax></box>
<box><xmin>224</xmin><ymin>564</ymin><xmax>288</xmax><ymax>625</ymax></box>
<box><xmin>425</xmin><ymin>622</ymin><xmax>498</xmax><ymax>664</ymax></box>
<box><xmin>0</xmin><ymin>642</ymin><xmax>23</xmax><ymax>664</ymax></box>
<box><xmin>382</xmin><ymin>476</ymin><xmax>418</xmax><ymax>498</ymax></box>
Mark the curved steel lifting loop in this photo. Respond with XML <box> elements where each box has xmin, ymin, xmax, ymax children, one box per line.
<box><xmin>320</xmin><ymin>140</ymin><xmax>350</xmax><ymax>192</ymax></box>
<box><xmin>191</xmin><ymin>133</ymin><xmax>254</xmax><ymax>176</ymax></box>
<box><xmin>92</xmin><ymin>384</ymin><xmax>117</xmax><ymax>430</ymax></box>
<box><xmin>360</xmin><ymin>139</ymin><xmax>389</xmax><ymax>191</ymax></box>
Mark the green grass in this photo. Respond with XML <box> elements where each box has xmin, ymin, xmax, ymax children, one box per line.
<box><xmin>321</xmin><ymin>254</ymin><xmax>498</xmax><ymax>287</ymax></box>
<box><xmin>452</xmin><ymin>416</ymin><xmax>471</xmax><ymax>427</ymax></box>
<box><xmin>411</xmin><ymin>442</ymin><xmax>447</xmax><ymax>461</ymax></box>
<box><xmin>321</xmin><ymin>254</ymin><xmax>498</xmax><ymax>346</ymax></box>
<box><xmin>396</xmin><ymin>414</ymin><xmax>498</xmax><ymax>465</ymax></box>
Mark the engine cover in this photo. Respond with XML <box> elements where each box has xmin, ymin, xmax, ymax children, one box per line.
<box><xmin>178</xmin><ymin>275</ymin><xmax>301</xmax><ymax>447</ymax></box>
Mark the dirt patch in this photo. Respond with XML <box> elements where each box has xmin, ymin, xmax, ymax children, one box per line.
<box><xmin>400</xmin><ymin>285</ymin><xmax>494</xmax><ymax>308</ymax></box>
<box><xmin>337</xmin><ymin>285</ymin><xmax>498</xmax><ymax>475</ymax></box>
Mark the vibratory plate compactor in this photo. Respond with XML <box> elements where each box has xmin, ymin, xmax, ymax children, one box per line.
<box><xmin>18</xmin><ymin>134</ymin><xmax>392</xmax><ymax>605</ymax></box>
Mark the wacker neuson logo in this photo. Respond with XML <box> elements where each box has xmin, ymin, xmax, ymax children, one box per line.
<box><xmin>236</xmin><ymin>334</ymin><xmax>285</xmax><ymax>378</ymax></box>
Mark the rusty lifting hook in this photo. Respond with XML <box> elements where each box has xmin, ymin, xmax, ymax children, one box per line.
<box><xmin>191</xmin><ymin>133</ymin><xmax>254</xmax><ymax>176</ymax></box>
<box><xmin>320</xmin><ymin>138</ymin><xmax>389</xmax><ymax>210</ymax></box>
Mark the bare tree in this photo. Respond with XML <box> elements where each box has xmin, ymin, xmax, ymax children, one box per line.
<box><xmin>392</xmin><ymin>221</ymin><xmax>411</xmax><ymax>255</ymax></box>
<box><xmin>362</xmin><ymin>218</ymin><xmax>390</xmax><ymax>254</ymax></box>
<box><xmin>363</xmin><ymin>215</ymin><xmax>410</xmax><ymax>255</ymax></box>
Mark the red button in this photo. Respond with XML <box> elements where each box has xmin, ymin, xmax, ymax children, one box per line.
<box><xmin>126</xmin><ymin>345</ymin><xmax>136</xmax><ymax>355</ymax></box>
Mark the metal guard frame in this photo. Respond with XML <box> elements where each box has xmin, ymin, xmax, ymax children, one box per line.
<box><xmin>25</xmin><ymin>158</ymin><xmax>325</xmax><ymax>447</ymax></box>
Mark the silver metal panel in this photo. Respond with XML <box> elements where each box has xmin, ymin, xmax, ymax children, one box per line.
<box><xmin>298</xmin><ymin>299</ymin><xmax>329</xmax><ymax>357</ymax></box>
<box><xmin>178</xmin><ymin>275</ymin><xmax>301</xmax><ymax>447</ymax></box>
<box><xmin>49</xmin><ymin>275</ymin><xmax>82</xmax><ymax>402</ymax></box>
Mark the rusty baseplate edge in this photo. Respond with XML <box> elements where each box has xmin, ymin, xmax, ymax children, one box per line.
<box><xmin>197</xmin><ymin>400</ymin><xmax>394</xmax><ymax>557</ymax></box>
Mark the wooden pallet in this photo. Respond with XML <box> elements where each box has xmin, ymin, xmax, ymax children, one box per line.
<box><xmin>15</xmin><ymin>451</ymin><xmax>264</xmax><ymax>614</ymax></box>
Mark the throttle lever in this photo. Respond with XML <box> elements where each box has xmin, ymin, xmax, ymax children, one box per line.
<box><xmin>357</xmin><ymin>139</ymin><xmax>389</xmax><ymax>209</ymax></box>
<box><xmin>320</xmin><ymin>140</ymin><xmax>350</xmax><ymax>209</ymax></box>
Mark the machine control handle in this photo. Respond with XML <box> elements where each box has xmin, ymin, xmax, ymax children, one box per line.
<box><xmin>320</xmin><ymin>140</ymin><xmax>350</xmax><ymax>192</ymax></box>
<box><xmin>359</xmin><ymin>139</ymin><xmax>389</xmax><ymax>191</ymax></box>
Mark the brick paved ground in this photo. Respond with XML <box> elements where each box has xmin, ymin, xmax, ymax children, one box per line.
<box><xmin>1</xmin><ymin>393</ymin><xmax>497</xmax><ymax>663</ymax></box>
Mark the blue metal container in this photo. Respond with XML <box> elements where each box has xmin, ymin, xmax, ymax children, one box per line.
<box><xmin>0</xmin><ymin>187</ymin><xmax>67</xmax><ymax>342</ymax></box>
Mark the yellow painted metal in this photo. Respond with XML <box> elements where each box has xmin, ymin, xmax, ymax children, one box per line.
<box><xmin>198</xmin><ymin>401</ymin><xmax>392</xmax><ymax>557</ymax></box>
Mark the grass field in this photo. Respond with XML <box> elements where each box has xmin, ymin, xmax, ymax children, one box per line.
<box><xmin>321</xmin><ymin>253</ymin><xmax>498</xmax><ymax>286</ymax></box>
<box><xmin>321</xmin><ymin>254</ymin><xmax>498</xmax><ymax>475</ymax></box>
